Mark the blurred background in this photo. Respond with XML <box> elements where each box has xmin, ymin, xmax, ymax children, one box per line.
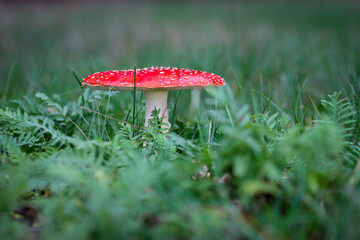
<box><xmin>0</xmin><ymin>0</ymin><xmax>359</xmax><ymax>100</ymax></box>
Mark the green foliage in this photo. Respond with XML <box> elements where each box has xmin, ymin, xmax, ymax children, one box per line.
<box><xmin>1</xmin><ymin>1</ymin><xmax>360</xmax><ymax>239</ymax></box>
<box><xmin>2</xmin><ymin>89</ymin><xmax>359</xmax><ymax>239</ymax></box>
<box><xmin>320</xmin><ymin>92</ymin><xmax>360</xmax><ymax>165</ymax></box>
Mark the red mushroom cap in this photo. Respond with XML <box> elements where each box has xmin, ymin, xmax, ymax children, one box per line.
<box><xmin>82</xmin><ymin>67</ymin><xmax>225</xmax><ymax>91</ymax></box>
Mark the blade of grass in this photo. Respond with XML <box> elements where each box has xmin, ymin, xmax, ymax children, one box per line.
<box><xmin>251</xmin><ymin>88</ymin><xmax>259</xmax><ymax>116</ymax></box>
<box><xmin>210</xmin><ymin>97</ymin><xmax>218</xmax><ymax>144</ymax></box>
<box><xmin>125</xmin><ymin>108</ymin><xmax>131</xmax><ymax>122</ymax></box>
<box><xmin>101</xmin><ymin>87</ymin><xmax>113</xmax><ymax>141</ymax></box>
<box><xmin>26</xmin><ymin>77</ymin><xmax>46</xmax><ymax>92</ymax></box>
<box><xmin>226</xmin><ymin>54</ymin><xmax>246</xmax><ymax>104</ymax></box>
<box><xmin>261</xmin><ymin>96</ymin><xmax>273</xmax><ymax>114</ymax></box>
<box><xmin>225</xmin><ymin>105</ymin><xmax>234</xmax><ymax>127</ymax></box>
<box><xmin>308</xmin><ymin>94</ymin><xmax>321</xmax><ymax>119</ymax></box>
<box><xmin>72</xmin><ymin>71</ymin><xmax>85</xmax><ymax>105</ymax></box>
<box><xmin>254</xmin><ymin>89</ymin><xmax>295</xmax><ymax>125</ymax></box>
<box><xmin>4</xmin><ymin>61</ymin><xmax>16</xmax><ymax>96</ymax></box>
<box><xmin>72</xmin><ymin>70</ymin><xmax>83</xmax><ymax>87</ymax></box>
<box><xmin>134</xmin><ymin>92</ymin><xmax>144</xmax><ymax>132</ymax></box>
<box><xmin>171</xmin><ymin>90</ymin><xmax>182</xmax><ymax>127</ymax></box>
<box><xmin>133</xmin><ymin>65</ymin><xmax>137</xmax><ymax>137</ymax></box>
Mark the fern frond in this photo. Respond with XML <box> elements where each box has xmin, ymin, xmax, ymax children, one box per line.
<box><xmin>321</xmin><ymin>92</ymin><xmax>356</xmax><ymax>127</ymax></box>
<box><xmin>0</xmin><ymin>107</ymin><xmax>71</xmax><ymax>147</ymax></box>
<box><xmin>320</xmin><ymin>92</ymin><xmax>359</xmax><ymax>165</ymax></box>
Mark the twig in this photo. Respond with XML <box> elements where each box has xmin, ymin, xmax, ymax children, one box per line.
<box><xmin>68</xmin><ymin>117</ymin><xmax>89</xmax><ymax>141</ymax></box>
<box><xmin>50</xmin><ymin>108</ymin><xmax>89</xmax><ymax>141</ymax></box>
<box><xmin>81</xmin><ymin>106</ymin><xmax>144</xmax><ymax>129</ymax></box>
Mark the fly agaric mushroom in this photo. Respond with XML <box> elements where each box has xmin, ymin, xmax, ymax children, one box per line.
<box><xmin>82</xmin><ymin>67</ymin><xmax>225</xmax><ymax>129</ymax></box>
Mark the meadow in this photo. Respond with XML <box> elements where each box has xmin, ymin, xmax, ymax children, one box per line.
<box><xmin>1</xmin><ymin>1</ymin><xmax>360</xmax><ymax>239</ymax></box>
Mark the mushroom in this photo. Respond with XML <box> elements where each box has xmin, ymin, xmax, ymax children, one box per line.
<box><xmin>82</xmin><ymin>67</ymin><xmax>225</xmax><ymax>129</ymax></box>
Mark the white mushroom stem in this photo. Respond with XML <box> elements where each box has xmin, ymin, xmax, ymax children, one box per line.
<box><xmin>144</xmin><ymin>90</ymin><xmax>171</xmax><ymax>129</ymax></box>
<box><xmin>189</xmin><ymin>89</ymin><xmax>201</xmax><ymax>119</ymax></box>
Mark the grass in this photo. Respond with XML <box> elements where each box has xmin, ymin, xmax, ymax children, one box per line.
<box><xmin>0</xmin><ymin>1</ymin><xmax>360</xmax><ymax>239</ymax></box>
